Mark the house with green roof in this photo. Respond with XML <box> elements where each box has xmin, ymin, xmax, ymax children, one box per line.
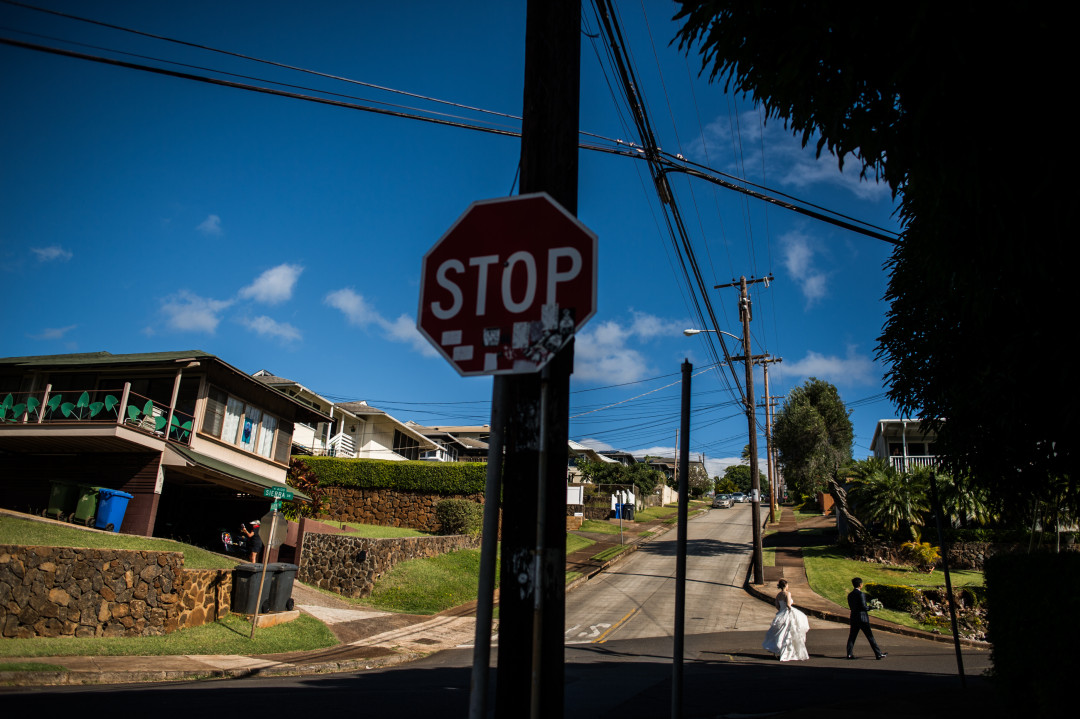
<box><xmin>0</xmin><ymin>350</ymin><xmax>328</xmax><ymax>541</ymax></box>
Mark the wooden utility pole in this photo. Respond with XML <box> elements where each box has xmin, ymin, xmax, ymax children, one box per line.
<box><xmin>715</xmin><ymin>275</ymin><xmax>773</xmax><ymax>585</ymax></box>
<box><xmin>757</xmin><ymin>358</ymin><xmax>782</xmax><ymax>523</ymax></box>
<box><xmin>493</xmin><ymin>3</ymin><xmax>580</xmax><ymax>718</ymax></box>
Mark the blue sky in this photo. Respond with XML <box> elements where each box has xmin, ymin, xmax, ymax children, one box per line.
<box><xmin>0</xmin><ymin>1</ymin><xmax>903</xmax><ymax>476</ymax></box>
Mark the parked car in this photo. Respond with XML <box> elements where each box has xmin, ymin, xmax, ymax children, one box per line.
<box><xmin>732</xmin><ymin>492</ymin><xmax>748</xmax><ymax>503</ymax></box>
<box><xmin>712</xmin><ymin>494</ymin><xmax>733</xmax><ymax>508</ymax></box>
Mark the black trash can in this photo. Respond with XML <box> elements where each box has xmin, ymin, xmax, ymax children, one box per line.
<box><xmin>624</xmin><ymin>504</ymin><xmax>635</xmax><ymax>520</ymax></box>
<box><xmin>232</xmin><ymin>563</ymin><xmax>274</xmax><ymax>614</ymax></box>
<box><xmin>267</xmin><ymin>562</ymin><xmax>299</xmax><ymax>612</ymax></box>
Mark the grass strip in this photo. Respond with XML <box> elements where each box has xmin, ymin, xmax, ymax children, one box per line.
<box><xmin>0</xmin><ymin>662</ymin><xmax>68</xmax><ymax>672</ymax></box>
<box><xmin>590</xmin><ymin>545</ymin><xmax>629</xmax><ymax>562</ymax></box>
<box><xmin>336</xmin><ymin>522</ymin><xmax>431</xmax><ymax>537</ymax></box>
<box><xmin>0</xmin><ymin>614</ymin><xmax>336</xmax><ymax>658</ymax></box>
<box><xmin>0</xmin><ymin>515</ymin><xmax>236</xmax><ymax>570</ymax></box>
<box><xmin>566</xmin><ymin>533</ymin><xmax>596</xmax><ymax>555</ymax></box>
<box><xmin>565</xmin><ymin>571</ymin><xmax>582</xmax><ymax>584</ymax></box>
<box><xmin>579</xmin><ymin>519</ymin><xmax>625</xmax><ymax>535</ymax></box>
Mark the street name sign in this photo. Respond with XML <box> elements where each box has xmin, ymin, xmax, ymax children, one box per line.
<box><xmin>263</xmin><ymin>486</ymin><xmax>293</xmax><ymax>501</ymax></box>
<box><xmin>417</xmin><ymin>193</ymin><xmax>597</xmax><ymax>376</ymax></box>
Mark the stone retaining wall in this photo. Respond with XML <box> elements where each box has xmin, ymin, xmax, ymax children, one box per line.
<box><xmin>0</xmin><ymin>545</ymin><xmax>232</xmax><ymax>639</ymax></box>
<box><xmin>319</xmin><ymin>487</ymin><xmax>484</xmax><ymax>532</ymax></box>
<box><xmin>852</xmin><ymin>541</ymin><xmax>1032</xmax><ymax>570</ymax></box>
<box><xmin>297</xmin><ymin>532</ymin><xmax>480</xmax><ymax>598</ymax></box>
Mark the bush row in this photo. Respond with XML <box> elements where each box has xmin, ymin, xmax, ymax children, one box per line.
<box><xmin>301</xmin><ymin>456</ymin><xmax>487</xmax><ymax>495</ymax></box>
<box><xmin>435</xmin><ymin>498</ymin><xmax>484</xmax><ymax>537</ymax></box>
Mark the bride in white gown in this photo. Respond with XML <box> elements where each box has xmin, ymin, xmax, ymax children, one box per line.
<box><xmin>762</xmin><ymin>579</ymin><xmax>810</xmax><ymax>661</ymax></box>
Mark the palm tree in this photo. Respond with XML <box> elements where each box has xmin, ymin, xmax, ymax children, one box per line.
<box><xmin>848</xmin><ymin>459</ymin><xmax>929</xmax><ymax>539</ymax></box>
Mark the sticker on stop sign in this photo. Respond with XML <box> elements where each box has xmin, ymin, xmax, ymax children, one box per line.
<box><xmin>417</xmin><ymin>193</ymin><xmax>597</xmax><ymax>376</ymax></box>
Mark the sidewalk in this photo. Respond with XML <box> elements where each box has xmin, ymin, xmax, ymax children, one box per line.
<box><xmin>751</xmin><ymin>506</ymin><xmax>987</xmax><ymax>648</ymax></box>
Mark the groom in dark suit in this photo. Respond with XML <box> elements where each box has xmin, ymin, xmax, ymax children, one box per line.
<box><xmin>847</xmin><ymin>577</ymin><xmax>886</xmax><ymax>659</ymax></box>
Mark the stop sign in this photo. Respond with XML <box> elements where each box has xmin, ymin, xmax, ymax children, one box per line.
<box><xmin>418</xmin><ymin>193</ymin><xmax>597</xmax><ymax>376</ymax></box>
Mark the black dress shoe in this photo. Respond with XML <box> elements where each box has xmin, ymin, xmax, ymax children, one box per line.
<box><xmin>876</xmin><ymin>653</ymin><xmax>887</xmax><ymax>660</ymax></box>
<box><xmin>847</xmin><ymin>655</ymin><xmax>856</xmax><ymax>659</ymax></box>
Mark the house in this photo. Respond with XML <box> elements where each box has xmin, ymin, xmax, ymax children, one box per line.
<box><xmin>0</xmin><ymin>351</ymin><xmax>329</xmax><ymax>539</ymax></box>
<box><xmin>870</xmin><ymin>419</ymin><xmax>940</xmax><ymax>473</ymax></box>
<box><xmin>405</xmin><ymin>421</ymin><xmax>489</xmax><ymax>462</ymax></box>
<box><xmin>251</xmin><ymin>371</ymin><xmax>436</xmax><ymax>461</ymax></box>
<box><xmin>567</xmin><ymin>440</ymin><xmax>619</xmax><ymax>482</ymax></box>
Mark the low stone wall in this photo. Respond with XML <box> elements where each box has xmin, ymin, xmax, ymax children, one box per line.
<box><xmin>297</xmin><ymin>532</ymin><xmax>480</xmax><ymax>598</ymax></box>
<box><xmin>319</xmin><ymin>487</ymin><xmax>484</xmax><ymax>532</ymax></box>
<box><xmin>852</xmin><ymin>541</ymin><xmax>1029</xmax><ymax>570</ymax></box>
<box><xmin>1</xmin><ymin>545</ymin><xmax>232</xmax><ymax>639</ymax></box>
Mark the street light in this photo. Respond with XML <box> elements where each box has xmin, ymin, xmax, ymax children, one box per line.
<box><xmin>682</xmin><ymin>328</ymin><xmax>741</xmax><ymax>342</ymax></box>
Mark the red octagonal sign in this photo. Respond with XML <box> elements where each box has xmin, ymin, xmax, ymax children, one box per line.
<box><xmin>418</xmin><ymin>193</ymin><xmax>597</xmax><ymax>376</ymax></box>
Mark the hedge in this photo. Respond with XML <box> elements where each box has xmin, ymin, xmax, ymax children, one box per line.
<box><xmin>985</xmin><ymin>552</ymin><xmax>1080</xmax><ymax>713</ymax></box>
<box><xmin>300</xmin><ymin>456</ymin><xmax>486</xmax><ymax>495</ymax></box>
<box><xmin>863</xmin><ymin>582</ymin><xmax>923</xmax><ymax>613</ymax></box>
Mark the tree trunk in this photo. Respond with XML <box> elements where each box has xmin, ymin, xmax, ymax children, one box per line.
<box><xmin>828</xmin><ymin>477</ymin><xmax>869</xmax><ymax>544</ymax></box>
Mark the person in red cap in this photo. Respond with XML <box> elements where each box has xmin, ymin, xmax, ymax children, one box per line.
<box><xmin>240</xmin><ymin>520</ymin><xmax>264</xmax><ymax>563</ymax></box>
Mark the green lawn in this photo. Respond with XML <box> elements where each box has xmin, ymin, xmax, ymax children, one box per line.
<box><xmin>566</xmin><ymin>533</ymin><xmax>596</xmax><ymax>555</ymax></box>
<box><xmin>0</xmin><ymin>514</ymin><xmax>237</xmax><ymax>570</ymax></box>
<box><xmin>802</xmin><ymin>543</ymin><xmax>984</xmax><ymax>633</ymax></box>
<box><xmin>361</xmin><ymin>548</ymin><xmax>495</xmax><ymax>615</ymax></box>
<box><xmin>579</xmin><ymin>519</ymin><xmax>625</xmax><ymax>535</ymax></box>
<box><xmin>590</xmin><ymin>545</ymin><xmax>629</xmax><ymax>562</ymax></box>
<box><xmin>336</xmin><ymin>521</ymin><xmax>432</xmax><ymax>538</ymax></box>
<box><xmin>0</xmin><ymin>614</ymin><xmax>336</xmax><ymax>658</ymax></box>
<box><xmin>632</xmin><ymin>506</ymin><xmax>676</xmax><ymax>522</ymax></box>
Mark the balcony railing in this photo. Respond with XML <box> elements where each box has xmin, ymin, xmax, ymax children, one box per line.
<box><xmin>888</xmin><ymin>455</ymin><xmax>937</xmax><ymax>473</ymax></box>
<box><xmin>0</xmin><ymin>384</ymin><xmax>193</xmax><ymax>446</ymax></box>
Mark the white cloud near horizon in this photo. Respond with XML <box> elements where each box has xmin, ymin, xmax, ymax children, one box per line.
<box><xmin>31</xmin><ymin>246</ymin><xmax>72</xmax><ymax>262</ymax></box>
<box><xmin>574</xmin><ymin>311</ymin><xmax>680</xmax><ymax>384</ymax></box>
<box><xmin>242</xmin><ymin>315</ymin><xmax>301</xmax><ymax>343</ymax></box>
<box><xmin>325</xmin><ymin>288</ymin><xmax>437</xmax><ymax>357</ymax></box>
<box><xmin>784</xmin><ymin>345</ymin><xmax>877</xmax><ymax>386</ymax></box>
<box><xmin>30</xmin><ymin>324</ymin><xmax>77</xmax><ymax>340</ymax></box>
<box><xmin>160</xmin><ymin>291</ymin><xmax>233</xmax><ymax>333</ymax></box>
<box><xmin>196</xmin><ymin>214</ymin><xmax>222</xmax><ymax>236</ymax></box>
<box><xmin>781</xmin><ymin>230</ymin><xmax>828</xmax><ymax>306</ymax></box>
<box><xmin>239</xmin><ymin>263</ymin><xmax>303</xmax><ymax>305</ymax></box>
<box><xmin>690</xmin><ymin>111</ymin><xmax>890</xmax><ymax>202</ymax></box>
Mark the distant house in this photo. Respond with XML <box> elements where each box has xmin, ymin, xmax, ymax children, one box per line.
<box><xmin>567</xmin><ymin>440</ymin><xmax>619</xmax><ymax>482</ymax></box>
<box><xmin>870</xmin><ymin>419</ymin><xmax>940</xmax><ymax>473</ymax></box>
<box><xmin>0</xmin><ymin>351</ymin><xmax>328</xmax><ymax>538</ymax></box>
<box><xmin>405</xmin><ymin>421</ymin><xmax>489</xmax><ymax>462</ymax></box>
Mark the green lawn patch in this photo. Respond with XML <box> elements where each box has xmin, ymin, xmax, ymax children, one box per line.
<box><xmin>362</xmin><ymin>548</ymin><xmax>492</xmax><ymax>615</ymax></box>
<box><xmin>0</xmin><ymin>662</ymin><xmax>68</xmax><ymax>672</ymax></box>
<box><xmin>566</xmin><ymin>533</ymin><xmax>596</xmax><ymax>555</ymax></box>
<box><xmin>591</xmin><ymin>545</ymin><xmax>629</xmax><ymax>562</ymax></box>
<box><xmin>336</xmin><ymin>522</ymin><xmax>431</xmax><ymax>537</ymax></box>
<box><xmin>565</xmin><ymin>571</ymin><xmax>582</xmax><ymax>584</ymax></box>
<box><xmin>802</xmin><ymin>543</ymin><xmax>984</xmax><ymax>634</ymax></box>
<box><xmin>0</xmin><ymin>614</ymin><xmax>336</xmax><ymax>658</ymax></box>
<box><xmin>579</xmin><ymin>519</ymin><xmax>625</xmax><ymax>535</ymax></box>
<box><xmin>633</xmin><ymin>506</ymin><xmax>676</xmax><ymax>522</ymax></box>
<box><xmin>0</xmin><ymin>515</ymin><xmax>237</xmax><ymax>570</ymax></box>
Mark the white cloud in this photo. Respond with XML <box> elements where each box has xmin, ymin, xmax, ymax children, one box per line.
<box><xmin>326</xmin><ymin>288</ymin><xmax>438</xmax><ymax>356</ymax></box>
<box><xmin>781</xmin><ymin>231</ymin><xmax>828</xmax><ymax>306</ymax></box>
<box><xmin>243</xmin><ymin>315</ymin><xmax>301</xmax><ymax>343</ymax></box>
<box><xmin>160</xmin><ymin>291</ymin><xmax>233</xmax><ymax>333</ymax></box>
<box><xmin>239</xmin><ymin>263</ymin><xmax>303</xmax><ymax>305</ymax></box>
<box><xmin>575</xmin><ymin>321</ymin><xmax>651</xmax><ymax>383</ymax></box>
<box><xmin>31</xmin><ymin>246</ymin><xmax>72</xmax><ymax>262</ymax></box>
<box><xmin>196</xmin><ymin>214</ymin><xmax>222</xmax><ymax>236</ymax></box>
<box><xmin>383</xmin><ymin>314</ymin><xmax>439</xmax><ymax>357</ymax></box>
<box><xmin>690</xmin><ymin>111</ymin><xmax>890</xmax><ymax>202</ymax></box>
<box><xmin>784</xmin><ymin>345</ymin><xmax>877</xmax><ymax>386</ymax></box>
<box><xmin>30</xmin><ymin>324</ymin><xmax>77</xmax><ymax>340</ymax></box>
<box><xmin>325</xmin><ymin>288</ymin><xmax>380</xmax><ymax>327</ymax></box>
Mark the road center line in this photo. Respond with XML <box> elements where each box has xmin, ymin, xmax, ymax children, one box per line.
<box><xmin>593</xmin><ymin>607</ymin><xmax>639</xmax><ymax>644</ymax></box>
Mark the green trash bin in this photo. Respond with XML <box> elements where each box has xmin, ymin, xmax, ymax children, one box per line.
<box><xmin>44</xmin><ymin>480</ymin><xmax>79</xmax><ymax>521</ymax></box>
<box><xmin>72</xmin><ymin>485</ymin><xmax>100</xmax><ymax>527</ymax></box>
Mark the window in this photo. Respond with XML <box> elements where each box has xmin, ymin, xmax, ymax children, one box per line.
<box><xmin>202</xmin><ymin>386</ymin><xmax>284</xmax><ymax>462</ymax></box>
<box><xmin>393</xmin><ymin>429</ymin><xmax>420</xmax><ymax>460</ymax></box>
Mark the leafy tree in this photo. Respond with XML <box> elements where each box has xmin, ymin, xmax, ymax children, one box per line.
<box><xmin>722</xmin><ymin>464</ymin><xmax>752</xmax><ymax>494</ymax></box>
<box><xmin>687</xmin><ymin>463</ymin><xmax>712</xmax><ymax>498</ymax></box>
<box><xmin>674</xmin><ymin>2</ymin><xmax>1070</xmax><ymax>506</ymax></box>
<box><xmin>714</xmin><ymin>476</ymin><xmax>738</xmax><ymax>494</ymax></box>
<box><xmin>848</xmin><ymin>459</ymin><xmax>929</xmax><ymax>540</ymax></box>
<box><xmin>625</xmin><ymin>461</ymin><xmax>664</xmax><ymax>496</ymax></box>
<box><xmin>576</xmin><ymin>458</ymin><xmax>663</xmax><ymax>497</ymax></box>
<box><xmin>772</xmin><ymin>378</ymin><xmax>852</xmax><ymax>497</ymax></box>
<box><xmin>281</xmin><ymin>457</ymin><xmax>325</xmax><ymax>521</ymax></box>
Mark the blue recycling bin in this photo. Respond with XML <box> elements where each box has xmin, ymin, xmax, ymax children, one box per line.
<box><xmin>614</xmin><ymin>502</ymin><xmax>623</xmax><ymax>519</ymax></box>
<box><xmin>95</xmin><ymin>488</ymin><xmax>133</xmax><ymax>532</ymax></box>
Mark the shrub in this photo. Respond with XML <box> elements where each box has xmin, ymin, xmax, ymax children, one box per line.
<box><xmin>863</xmin><ymin>582</ymin><xmax>922</xmax><ymax>612</ymax></box>
<box><xmin>435</xmin><ymin>499</ymin><xmax>484</xmax><ymax>537</ymax></box>
<box><xmin>300</xmin><ymin>456</ymin><xmax>486</xmax><ymax>494</ymax></box>
<box><xmin>900</xmin><ymin>540</ymin><xmax>941</xmax><ymax>570</ymax></box>
<box><xmin>281</xmin><ymin>457</ymin><xmax>324</xmax><ymax>521</ymax></box>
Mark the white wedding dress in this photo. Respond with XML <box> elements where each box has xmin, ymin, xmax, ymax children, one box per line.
<box><xmin>762</xmin><ymin>589</ymin><xmax>810</xmax><ymax>661</ymax></box>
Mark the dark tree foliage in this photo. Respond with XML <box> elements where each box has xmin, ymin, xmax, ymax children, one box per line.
<box><xmin>675</xmin><ymin>2</ymin><xmax>1070</xmax><ymax>505</ymax></box>
<box><xmin>772</xmin><ymin>378</ymin><xmax>853</xmax><ymax>497</ymax></box>
<box><xmin>722</xmin><ymin>464</ymin><xmax>752</xmax><ymax>494</ymax></box>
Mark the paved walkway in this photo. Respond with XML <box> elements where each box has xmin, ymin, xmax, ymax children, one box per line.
<box><xmin>0</xmin><ymin>505</ymin><xmax>980</xmax><ymax>686</ymax></box>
